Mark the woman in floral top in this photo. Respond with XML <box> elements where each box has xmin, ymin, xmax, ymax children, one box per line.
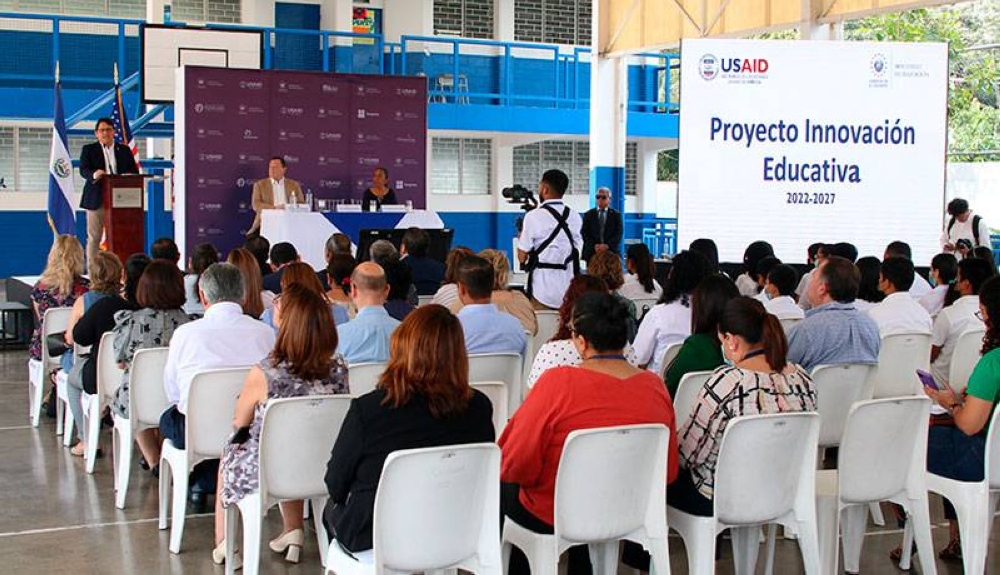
<box><xmin>111</xmin><ymin>261</ymin><xmax>191</xmax><ymax>472</ymax></box>
<box><xmin>29</xmin><ymin>235</ymin><xmax>89</xmax><ymax>360</ymax></box>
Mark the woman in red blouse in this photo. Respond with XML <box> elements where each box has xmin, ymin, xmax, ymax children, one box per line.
<box><xmin>499</xmin><ymin>292</ymin><xmax>679</xmax><ymax>574</ymax></box>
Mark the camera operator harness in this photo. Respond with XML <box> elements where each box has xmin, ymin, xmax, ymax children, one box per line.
<box><xmin>524</xmin><ymin>202</ymin><xmax>580</xmax><ymax>300</ymax></box>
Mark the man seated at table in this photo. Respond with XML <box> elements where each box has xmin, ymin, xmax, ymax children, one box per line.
<box><xmin>248</xmin><ymin>156</ymin><xmax>303</xmax><ymax>237</ymax></box>
<box><xmin>159</xmin><ymin>263</ymin><xmax>275</xmax><ymax>507</ymax></box>
<box><xmin>400</xmin><ymin>228</ymin><xmax>444</xmax><ymax>296</ymax></box>
<box><xmin>262</xmin><ymin>242</ymin><xmax>300</xmax><ymax>294</ymax></box>
<box><xmin>337</xmin><ymin>262</ymin><xmax>400</xmax><ymax>364</ymax></box>
<box><xmin>456</xmin><ymin>255</ymin><xmax>527</xmax><ymax>357</ymax></box>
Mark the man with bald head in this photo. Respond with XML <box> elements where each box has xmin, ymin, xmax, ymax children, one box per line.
<box><xmin>336</xmin><ymin>262</ymin><xmax>401</xmax><ymax>364</ymax></box>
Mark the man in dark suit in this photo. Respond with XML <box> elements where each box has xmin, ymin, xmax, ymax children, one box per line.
<box><xmin>581</xmin><ymin>187</ymin><xmax>623</xmax><ymax>262</ymax></box>
<box><xmin>400</xmin><ymin>227</ymin><xmax>445</xmax><ymax>295</ymax></box>
<box><xmin>262</xmin><ymin>241</ymin><xmax>300</xmax><ymax>294</ymax></box>
<box><xmin>79</xmin><ymin>117</ymin><xmax>139</xmax><ymax>270</ymax></box>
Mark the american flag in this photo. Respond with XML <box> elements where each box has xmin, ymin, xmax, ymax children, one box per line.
<box><xmin>110</xmin><ymin>65</ymin><xmax>141</xmax><ymax>171</ymax></box>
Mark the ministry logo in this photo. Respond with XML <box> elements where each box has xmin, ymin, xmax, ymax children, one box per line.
<box><xmin>699</xmin><ymin>54</ymin><xmax>719</xmax><ymax>81</ymax></box>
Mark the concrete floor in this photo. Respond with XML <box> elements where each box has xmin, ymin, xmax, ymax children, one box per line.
<box><xmin>0</xmin><ymin>348</ymin><xmax>996</xmax><ymax>574</ymax></box>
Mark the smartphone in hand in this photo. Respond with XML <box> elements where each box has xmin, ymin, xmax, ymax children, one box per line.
<box><xmin>916</xmin><ymin>369</ymin><xmax>943</xmax><ymax>392</ymax></box>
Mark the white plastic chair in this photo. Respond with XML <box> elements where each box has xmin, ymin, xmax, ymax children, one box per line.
<box><xmin>807</xmin><ymin>398</ymin><xmax>936</xmax><ymax>575</ymax></box>
<box><xmin>469</xmin><ymin>353</ymin><xmax>523</xmax><ymax>416</ymax></box>
<box><xmin>81</xmin><ymin>332</ymin><xmax>122</xmax><ymax>474</ymax></box>
<box><xmin>668</xmin><ymin>413</ymin><xmax>821</xmax><ymax>575</ymax></box>
<box><xmin>657</xmin><ymin>342</ymin><xmax>684</xmax><ymax>381</ymax></box>
<box><xmin>348</xmin><ymin>362</ymin><xmax>386</xmax><ymax>397</ymax></box>
<box><xmin>27</xmin><ymin>306</ymin><xmax>72</xmax><ymax>427</ymax></box>
<box><xmin>810</xmin><ymin>364</ymin><xmax>875</xmax><ymax>449</ymax></box>
<box><xmin>225</xmin><ymin>395</ymin><xmax>353</xmax><ymax>575</ymax></box>
<box><xmin>55</xmin><ymin>370</ymin><xmax>73</xmax><ymax>444</ymax></box>
<box><xmin>159</xmin><ymin>366</ymin><xmax>251</xmax><ymax>554</ymax></box>
<box><xmin>865</xmin><ymin>332</ymin><xmax>932</xmax><ymax>399</ymax></box>
<box><xmin>948</xmin><ymin>328</ymin><xmax>986</xmax><ymax>389</ymax></box>
<box><xmin>672</xmin><ymin>370</ymin><xmax>714</xmax><ymax>426</ymax></box>
<box><xmin>502</xmin><ymin>424</ymin><xmax>671</xmax><ymax>575</ymax></box>
<box><xmin>901</xmin><ymin>406</ymin><xmax>1000</xmax><ymax>575</ymax></box>
<box><xmin>325</xmin><ymin>443</ymin><xmax>502</xmax><ymax>575</ymax></box>
<box><xmin>532</xmin><ymin>310</ymin><xmax>560</xmax><ymax>362</ymax></box>
<box><xmin>470</xmin><ymin>380</ymin><xmax>508</xmax><ymax>436</ymax></box>
<box><xmin>112</xmin><ymin>347</ymin><xmax>170</xmax><ymax>509</ymax></box>
<box><xmin>417</xmin><ymin>295</ymin><xmax>434</xmax><ymax>307</ymax></box>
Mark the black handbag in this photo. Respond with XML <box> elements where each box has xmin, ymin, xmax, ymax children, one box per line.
<box><xmin>45</xmin><ymin>333</ymin><xmax>70</xmax><ymax>357</ymax></box>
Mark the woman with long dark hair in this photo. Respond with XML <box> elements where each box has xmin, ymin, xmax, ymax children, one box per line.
<box><xmin>619</xmin><ymin>243</ymin><xmax>662</xmax><ymax>300</ymax></box>
<box><xmin>734</xmin><ymin>240</ymin><xmax>774</xmax><ymax>296</ymax></box>
<box><xmin>663</xmin><ymin>274</ymin><xmax>739</xmax><ymax>395</ymax></box>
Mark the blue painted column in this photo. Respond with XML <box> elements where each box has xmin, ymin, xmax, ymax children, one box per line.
<box><xmin>589</xmin><ymin>50</ymin><xmax>628</xmax><ymax>254</ymax></box>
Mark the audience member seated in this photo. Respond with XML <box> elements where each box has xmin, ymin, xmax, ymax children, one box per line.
<box><xmin>323</xmin><ymin>305</ymin><xmax>495</xmax><ymax>560</ymax></box>
<box><xmin>159</xmin><ymin>263</ymin><xmax>276</xmax><ymax>504</ymax></box>
<box><xmin>213</xmin><ymin>284</ymin><xmax>349</xmax><ymax>566</ymax></box>
<box><xmin>922</xmin><ymin>275</ymin><xmax>1000</xmax><ymax>561</ymax></box>
<box><xmin>262</xmin><ymin>242</ymin><xmax>300</xmax><ymax>294</ymax></box>
<box><xmin>261</xmin><ymin>262</ymin><xmax>349</xmax><ymax>332</ymax></box>
<box><xmin>369</xmin><ymin>239</ymin><xmax>419</xmax><ymax>307</ymax></box>
<box><xmin>325</xmin><ymin>253</ymin><xmax>358</xmax><ymax>318</ymax></box>
<box><xmin>184</xmin><ymin>243</ymin><xmax>219</xmax><ymax>316</ymax></box>
<box><xmin>150</xmin><ymin>237</ymin><xmax>181</xmax><ymax>267</ymax></box>
<box><xmin>689</xmin><ymin>238</ymin><xmax>721</xmax><ymax>274</ymax></box>
<box><xmin>618</xmin><ymin>242</ymin><xmax>663</xmax><ymax>301</ymax></box>
<box><xmin>633</xmin><ymin>250</ymin><xmax>712</xmax><ymax>373</ymax></box>
<box><xmin>400</xmin><ymin>227</ymin><xmax>445</xmax><ymax>296</ymax></box>
<box><xmin>735</xmin><ymin>241</ymin><xmax>774</xmax><ymax>296</ymax></box>
<box><xmin>111</xmin><ymin>260</ymin><xmax>191</xmax><ymax>475</ymax></box>
<box><xmin>787</xmin><ymin>256</ymin><xmax>880</xmax><ymax>371</ymax></box>
<box><xmin>867</xmin><ymin>257</ymin><xmax>933</xmax><ymax>336</ymax></box>
<box><xmin>854</xmin><ymin>256</ymin><xmax>884</xmax><ymax>312</ymax></box>
<box><xmin>751</xmin><ymin>256</ymin><xmax>782</xmax><ymax>302</ymax></box>
<box><xmin>431</xmin><ymin>246</ymin><xmax>474</xmax><ymax>309</ymax></box>
<box><xmin>885</xmin><ymin>241</ymin><xmax>933</xmax><ymax>298</ymax></box>
<box><xmin>930</xmin><ymin>258</ymin><xmax>994</xmax><ymax>387</ymax></box>
<box><xmin>66</xmin><ymin>251</ymin><xmax>130</xmax><ymax>457</ymax></box>
<box><xmin>762</xmin><ymin>264</ymin><xmax>805</xmax><ymax>321</ymax></box>
<box><xmin>973</xmin><ymin>245</ymin><xmax>995</xmax><ymax>263</ymax></box>
<box><xmin>368</xmin><ymin>239</ymin><xmax>398</xmax><ymax>267</ymax></box>
<box><xmin>920</xmin><ymin>253</ymin><xmax>959</xmax><ymax>316</ymax></box>
<box><xmin>456</xmin><ymin>255</ymin><xmax>528</xmax><ymax>356</ymax></box>
<box><xmin>829</xmin><ymin>241</ymin><xmax>859</xmax><ymax>263</ymax></box>
<box><xmin>797</xmin><ymin>243</ymin><xmax>830</xmax><ymax>310</ymax></box>
<box><xmin>664</xmin><ymin>274</ymin><xmax>739</xmax><ymax>396</ymax></box>
<box><xmin>30</xmin><ymin>235</ymin><xmax>89</xmax><ymax>362</ymax></box>
<box><xmin>587</xmin><ymin>249</ymin><xmax>638</xmax><ymax>323</ymax></box>
<box><xmin>121</xmin><ymin>254</ymin><xmax>151</xmax><ymax>308</ymax></box>
<box><xmin>336</xmin><ymin>262</ymin><xmax>400</xmax><ymax>365</ymax></box>
<box><xmin>226</xmin><ymin>248</ymin><xmax>270</xmax><ymax>317</ymax></box>
<box><xmin>316</xmin><ymin>232</ymin><xmax>353</xmax><ymax>289</ymax></box>
<box><xmin>499</xmin><ymin>293</ymin><xmax>679</xmax><ymax>575</ymax></box>
<box><xmin>671</xmin><ymin>297</ymin><xmax>816</xmax><ymax>517</ymax></box>
<box><xmin>527</xmin><ymin>275</ymin><xmax>610</xmax><ymax>389</ymax></box>
<box><xmin>243</xmin><ymin>235</ymin><xmax>272</xmax><ymax>280</ymax></box>
<box><xmin>452</xmin><ymin>249</ymin><xmax>537</xmax><ymax>335</ymax></box>
<box><xmin>382</xmin><ymin>259</ymin><xmax>416</xmax><ymax>321</ymax></box>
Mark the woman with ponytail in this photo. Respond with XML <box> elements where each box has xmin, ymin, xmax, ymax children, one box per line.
<box><xmin>671</xmin><ymin>296</ymin><xmax>816</xmax><ymax>516</ymax></box>
<box><xmin>619</xmin><ymin>243</ymin><xmax>662</xmax><ymax>300</ymax></box>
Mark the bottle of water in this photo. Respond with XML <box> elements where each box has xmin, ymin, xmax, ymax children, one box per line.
<box><xmin>305</xmin><ymin>189</ymin><xmax>313</xmax><ymax>212</ymax></box>
<box><xmin>163</xmin><ymin>3</ymin><xmax>172</xmax><ymax>22</ymax></box>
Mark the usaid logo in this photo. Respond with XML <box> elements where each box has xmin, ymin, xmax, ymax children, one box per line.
<box><xmin>699</xmin><ymin>54</ymin><xmax>719</xmax><ymax>80</ymax></box>
<box><xmin>199</xmin><ymin>153</ymin><xmax>223</xmax><ymax>162</ymax></box>
<box><xmin>281</xmin><ymin>107</ymin><xmax>303</xmax><ymax>116</ymax></box>
<box><xmin>721</xmin><ymin>57</ymin><xmax>769</xmax><ymax>74</ymax></box>
<box><xmin>319</xmin><ymin>132</ymin><xmax>342</xmax><ymax>141</ymax></box>
<box><xmin>322</xmin><ymin>84</ymin><xmax>338</xmax><ymax>93</ymax></box>
<box><xmin>239</xmin><ymin>80</ymin><xmax>263</xmax><ymax>90</ymax></box>
<box><xmin>285</xmin><ymin>155</ymin><xmax>299</xmax><ymax>164</ymax></box>
<box><xmin>319</xmin><ymin>179</ymin><xmax>342</xmax><ymax>189</ymax></box>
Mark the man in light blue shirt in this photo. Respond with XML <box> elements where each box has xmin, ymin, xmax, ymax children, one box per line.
<box><xmin>337</xmin><ymin>262</ymin><xmax>400</xmax><ymax>364</ymax></box>
<box><xmin>456</xmin><ymin>255</ymin><xmax>528</xmax><ymax>357</ymax></box>
<box><xmin>787</xmin><ymin>256</ymin><xmax>880</xmax><ymax>371</ymax></box>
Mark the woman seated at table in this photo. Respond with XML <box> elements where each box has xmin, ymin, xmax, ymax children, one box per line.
<box><xmin>361</xmin><ymin>166</ymin><xmax>398</xmax><ymax>212</ymax></box>
<box><xmin>500</xmin><ymin>292</ymin><xmax>678</xmax><ymax>575</ymax></box>
<box><xmin>921</xmin><ymin>275</ymin><xmax>1000</xmax><ymax>561</ymax></box>
<box><xmin>323</xmin><ymin>304</ymin><xmax>495</xmax><ymax>561</ymax></box>
<box><xmin>213</xmin><ymin>284</ymin><xmax>349</xmax><ymax>565</ymax></box>
<box><xmin>671</xmin><ymin>297</ymin><xmax>816</xmax><ymax>517</ymax></box>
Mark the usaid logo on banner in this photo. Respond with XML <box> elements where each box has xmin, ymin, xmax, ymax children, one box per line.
<box><xmin>396</xmin><ymin>87</ymin><xmax>418</xmax><ymax>97</ymax></box>
<box><xmin>280</xmin><ymin>107</ymin><xmax>304</xmax><ymax>116</ymax></box>
<box><xmin>285</xmin><ymin>155</ymin><xmax>300</xmax><ymax>164</ymax></box>
<box><xmin>239</xmin><ymin>80</ymin><xmax>264</xmax><ymax>90</ymax></box>
<box><xmin>699</xmin><ymin>54</ymin><xmax>719</xmax><ymax>80</ymax></box>
<box><xmin>319</xmin><ymin>132</ymin><xmax>342</xmax><ymax>141</ymax></box>
<box><xmin>701</xmin><ymin>54</ymin><xmax>770</xmax><ymax>84</ymax></box>
<box><xmin>322</xmin><ymin>84</ymin><xmax>339</xmax><ymax>94</ymax></box>
<box><xmin>319</xmin><ymin>179</ymin><xmax>343</xmax><ymax>189</ymax></box>
<box><xmin>199</xmin><ymin>153</ymin><xmax>224</xmax><ymax>163</ymax></box>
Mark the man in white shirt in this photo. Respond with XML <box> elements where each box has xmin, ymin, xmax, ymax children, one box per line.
<box><xmin>941</xmin><ymin>198</ymin><xmax>991</xmax><ymax>259</ymax></box>
<box><xmin>884</xmin><ymin>241</ymin><xmax>932</xmax><ymax>298</ymax></box>
<box><xmin>919</xmin><ymin>253</ymin><xmax>958</xmax><ymax>316</ymax></box>
<box><xmin>248</xmin><ymin>156</ymin><xmax>304</xmax><ymax>236</ymax></box>
<box><xmin>930</xmin><ymin>257</ymin><xmax>993</xmax><ymax>385</ymax></box>
<box><xmin>517</xmin><ymin>169</ymin><xmax>583</xmax><ymax>309</ymax></box>
<box><xmin>796</xmin><ymin>243</ymin><xmax>829</xmax><ymax>311</ymax></box>
<box><xmin>867</xmin><ymin>257</ymin><xmax>933</xmax><ymax>336</ymax></box>
<box><xmin>763</xmin><ymin>264</ymin><xmax>805</xmax><ymax>320</ymax></box>
<box><xmin>159</xmin><ymin>263</ymin><xmax>275</xmax><ymax>500</ymax></box>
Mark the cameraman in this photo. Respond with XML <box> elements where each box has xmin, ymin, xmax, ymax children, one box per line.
<box><xmin>517</xmin><ymin>169</ymin><xmax>583</xmax><ymax>310</ymax></box>
<box><xmin>942</xmin><ymin>198</ymin><xmax>990</xmax><ymax>259</ymax></box>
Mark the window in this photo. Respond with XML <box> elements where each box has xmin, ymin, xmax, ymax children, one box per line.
<box><xmin>434</xmin><ymin>0</ymin><xmax>494</xmax><ymax>39</ymax></box>
<box><xmin>11</xmin><ymin>0</ymin><xmax>148</xmax><ymax>18</ymax></box>
<box><xmin>512</xmin><ymin>140</ymin><xmax>638</xmax><ymax>195</ymax></box>
<box><xmin>431</xmin><ymin>137</ymin><xmax>492</xmax><ymax>195</ymax></box>
<box><xmin>514</xmin><ymin>0</ymin><xmax>591</xmax><ymax>45</ymax></box>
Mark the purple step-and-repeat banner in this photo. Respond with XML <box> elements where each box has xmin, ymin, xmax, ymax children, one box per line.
<box><xmin>182</xmin><ymin>66</ymin><xmax>427</xmax><ymax>257</ymax></box>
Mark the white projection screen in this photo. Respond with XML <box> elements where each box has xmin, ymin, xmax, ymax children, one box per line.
<box><xmin>142</xmin><ymin>25</ymin><xmax>262</xmax><ymax>103</ymax></box>
<box><xmin>677</xmin><ymin>39</ymin><xmax>948</xmax><ymax>264</ymax></box>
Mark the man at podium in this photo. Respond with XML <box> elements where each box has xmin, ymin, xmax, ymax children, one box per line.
<box><xmin>79</xmin><ymin>117</ymin><xmax>139</xmax><ymax>270</ymax></box>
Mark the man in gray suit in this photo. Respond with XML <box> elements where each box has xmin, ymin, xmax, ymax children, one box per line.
<box><xmin>248</xmin><ymin>156</ymin><xmax>304</xmax><ymax>236</ymax></box>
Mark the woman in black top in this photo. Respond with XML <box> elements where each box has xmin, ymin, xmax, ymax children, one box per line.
<box><xmin>323</xmin><ymin>304</ymin><xmax>495</xmax><ymax>554</ymax></box>
<box><xmin>361</xmin><ymin>166</ymin><xmax>398</xmax><ymax>212</ymax></box>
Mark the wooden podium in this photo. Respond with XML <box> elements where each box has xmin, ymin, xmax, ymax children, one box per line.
<box><xmin>101</xmin><ymin>175</ymin><xmax>147</xmax><ymax>263</ymax></box>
